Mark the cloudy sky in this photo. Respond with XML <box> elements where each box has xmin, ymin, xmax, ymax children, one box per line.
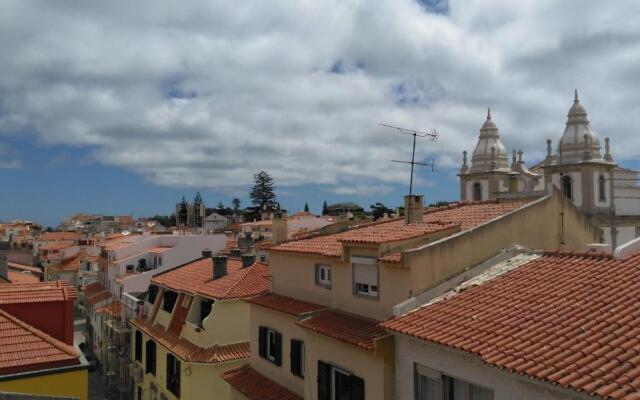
<box><xmin>1</xmin><ymin>0</ymin><xmax>640</xmax><ymax>226</ymax></box>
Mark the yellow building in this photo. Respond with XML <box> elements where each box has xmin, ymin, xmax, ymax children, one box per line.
<box><xmin>130</xmin><ymin>253</ymin><xmax>270</xmax><ymax>400</ymax></box>
<box><xmin>223</xmin><ymin>191</ymin><xmax>599</xmax><ymax>400</ymax></box>
<box><xmin>0</xmin><ymin>287</ymin><xmax>88</xmax><ymax>400</ymax></box>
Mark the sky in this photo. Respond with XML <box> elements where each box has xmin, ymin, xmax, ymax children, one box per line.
<box><xmin>1</xmin><ymin>0</ymin><xmax>640</xmax><ymax>227</ymax></box>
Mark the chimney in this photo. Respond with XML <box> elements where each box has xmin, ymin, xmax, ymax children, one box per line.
<box><xmin>242</xmin><ymin>254</ymin><xmax>255</xmax><ymax>268</ymax></box>
<box><xmin>0</xmin><ymin>241</ymin><xmax>8</xmax><ymax>282</ymax></box>
<box><xmin>213</xmin><ymin>255</ymin><xmax>228</xmax><ymax>279</ymax></box>
<box><xmin>230</xmin><ymin>248</ymin><xmax>241</xmax><ymax>258</ymax></box>
<box><xmin>404</xmin><ymin>195</ymin><xmax>424</xmax><ymax>224</ymax></box>
<box><xmin>272</xmin><ymin>217</ymin><xmax>288</xmax><ymax>245</ymax></box>
<box><xmin>201</xmin><ymin>248</ymin><xmax>212</xmax><ymax>258</ymax></box>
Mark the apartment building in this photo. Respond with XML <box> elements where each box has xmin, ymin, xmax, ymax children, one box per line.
<box><xmin>222</xmin><ymin>190</ymin><xmax>599</xmax><ymax>400</ymax></box>
<box><xmin>130</xmin><ymin>252</ymin><xmax>270</xmax><ymax>400</ymax></box>
<box><xmin>382</xmin><ymin>238</ymin><xmax>640</xmax><ymax>399</ymax></box>
<box><xmin>0</xmin><ymin>281</ymin><xmax>89</xmax><ymax>399</ymax></box>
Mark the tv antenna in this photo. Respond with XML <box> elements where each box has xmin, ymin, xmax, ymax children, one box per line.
<box><xmin>378</xmin><ymin>123</ymin><xmax>439</xmax><ymax>197</ymax></box>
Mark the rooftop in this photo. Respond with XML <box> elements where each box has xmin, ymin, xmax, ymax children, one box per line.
<box><xmin>39</xmin><ymin>232</ymin><xmax>79</xmax><ymax>242</ymax></box>
<box><xmin>246</xmin><ymin>293</ymin><xmax>327</xmax><ymax>317</ymax></box>
<box><xmin>7</xmin><ymin>271</ymin><xmax>40</xmax><ymax>284</ymax></box>
<box><xmin>0</xmin><ymin>281</ymin><xmax>77</xmax><ymax>304</ymax></box>
<box><xmin>0</xmin><ymin>308</ymin><xmax>79</xmax><ymax>375</ymax></box>
<box><xmin>221</xmin><ymin>365</ymin><xmax>302</xmax><ymax>400</ymax></box>
<box><xmin>382</xmin><ymin>251</ymin><xmax>640</xmax><ymax>400</ymax></box>
<box><xmin>297</xmin><ymin>309</ymin><xmax>389</xmax><ymax>350</ymax></box>
<box><xmin>152</xmin><ymin>258</ymin><xmax>270</xmax><ymax>300</ymax></box>
<box><xmin>131</xmin><ymin>319</ymin><xmax>250</xmax><ymax>363</ymax></box>
<box><xmin>271</xmin><ymin>199</ymin><xmax>532</xmax><ymax>258</ymax></box>
<box><xmin>38</xmin><ymin>241</ymin><xmax>76</xmax><ymax>251</ymax></box>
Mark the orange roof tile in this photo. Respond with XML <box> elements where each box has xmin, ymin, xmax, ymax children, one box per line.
<box><xmin>382</xmin><ymin>251</ymin><xmax>640</xmax><ymax>400</ymax></box>
<box><xmin>297</xmin><ymin>309</ymin><xmax>388</xmax><ymax>350</ymax></box>
<box><xmin>39</xmin><ymin>232</ymin><xmax>79</xmax><ymax>242</ymax></box>
<box><xmin>0</xmin><ymin>308</ymin><xmax>79</xmax><ymax>375</ymax></box>
<box><xmin>81</xmin><ymin>282</ymin><xmax>106</xmax><ymax>297</ymax></box>
<box><xmin>246</xmin><ymin>293</ymin><xmax>326</xmax><ymax>317</ymax></box>
<box><xmin>7</xmin><ymin>271</ymin><xmax>40</xmax><ymax>284</ymax></box>
<box><xmin>0</xmin><ymin>281</ymin><xmax>77</xmax><ymax>304</ymax></box>
<box><xmin>8</xmin><ymin>262</ymin><xmax>42</xmax><ymax>275</ymax></box>
<box><xmin>48</xmin><ymin>252</ymin><xmax>89</xmax><ymax>273</ymax></box>
<box><xmin>38</xmin><ymin>241</ymin><xmax>76</xmax><ymax>251</ymax></box>
<box><xmin>131</xmin><ymin>319</ymin><xmax>250</xmax><ymax>363</ymax></box>
<box><xmin>221</xmin><ymin>365</ymin><xmax>302</xmax><ymax>400</ymax></box>
<box><xmin>149</xmin><ymin>246</ymin><xmax>172</xmax><ymax>254</ymax></box>
<box><xmin>152</xmin><ymin>259</ymin><xmax>270</xmax><ymax>300</ymax></box>
<box><xmin>271</xmin><ymin>199</ymin><xmax>531</xmax><ymax>257</ymax></box>
<box><xmin>95</xmin><ymin>301</ymin><xmax>122</xmax><ymax>317</ymax></box>
<box><xmin>86</xmin><ymin>290</ymin><xmax>111</xmax><ymax>306</ymax></box>
<box><xmin>114</xmin><ymin>272</ymin><xmax>139</xmax><ymax>283</ymax></box>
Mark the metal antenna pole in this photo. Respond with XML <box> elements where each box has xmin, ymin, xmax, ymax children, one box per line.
<box><xmin>409</xmin><ymin>132</ymin><xmax>417</xmax><ymax>197</ymax></box>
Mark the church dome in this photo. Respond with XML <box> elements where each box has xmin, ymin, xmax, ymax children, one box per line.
<box><xmin>558</xmin><ymin>90</ymin><xmax>601</xmax><ymax>163</ymax></box>
<box><xmin>470</xmin><ymin>108</ymin><xmax>509</xmax><ymax>173</ymax></box>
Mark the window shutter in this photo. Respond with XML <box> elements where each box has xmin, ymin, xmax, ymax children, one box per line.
<box><xmin>350</xmin><ymin>374</ymin><xmax>365</xmax><ymax>400</ymax></box>
<box><xmin>258</xmin><ymin>327</ymin><xmax>267</xmax><ymax>359</ymax></box>
<box><xmin>327</xmin><ymin>267</ymin><xmax>332</xmax><ymax>289</ymax></box>
<box><xmin>317</xmin><ymin>361</ymin><xmax>331</xmax><ymax>400</ymax></box>
<box><xmin>274</xmin><ymin>331</ymin><xmax>283</xmax><ymax>366</ymax></box>
<box><xmin>291</xmin><ymin>339</ymin><xmax>303</xmax><ymax>376</ymax></box>
<box><xmin>315</xmin><ymin>264</ymin><xmax>320</xmax><ymax>285</ymax></box>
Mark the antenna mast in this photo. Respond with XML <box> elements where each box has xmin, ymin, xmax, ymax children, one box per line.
<box><xmin>379</xmin><ymin>123</ymin><xmax>439</xmax><ymax>221</ymax></box>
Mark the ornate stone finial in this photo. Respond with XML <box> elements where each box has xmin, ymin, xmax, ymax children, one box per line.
<box><xmin>604</xmin><ymin>137</ymin><xmax>613</xmax><ymax>161</ymax></box>
<box><xmin>512</xmin><ymin>150</ymin><xmax>517</xmax><ymax>165</ymax></box>
<box><xmin>487</xmin><ymin>107</ymin><xmax>491</xmax><ymax>120</ymax></box>
<box><xmin>462</xmin><ymin>150</ymin><xmax>468</xmax><ymax>165</ymax></box>
<box><xmin>546</xmin><ymin>139</ymin><xmax>552</xmax><ymax>156</ymax></box>
<box><xmin>517</xmin><ymin>150</ymin><xmax>523</xmax><ymax>163</ymax></box>
<box><xmin>574</xmin><ymin>89</ymin><xmax>579</xmax><ymax>103</ymax></box>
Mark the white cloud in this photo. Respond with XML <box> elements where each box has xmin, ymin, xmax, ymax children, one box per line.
<box><xmin>1</xmin><ymin>0</ymin><xmax>639</xmax><ymax>190</ymax></box>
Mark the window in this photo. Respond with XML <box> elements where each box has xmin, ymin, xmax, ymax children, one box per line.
<box><xmin>162</xmin><ymin>290</ymin><xmax>178</xmax><ymax>313</ymax></box>
<box><xmin>166</xmin><ymin>354</ymin><xmax>181</xmax><ymax>398</ymax></box>
<box><xmin>199</xmin><ymin>299</ymin><xmax>214</xmax><ymax>328</ymax></box>
<box><xmin>599</xmin><ymin>174</ymin><xmax>606</xmax><ymax>201</ymax></box>
<box><xmin>158</xmin><ymin>256</ymin><xmax>163</xmax><ymax>267</ymax></box>
<box><xmin>145</xmin><ymin>340</ymin><xmax>156</xmax><ymax>375</ymax></box>
<box><xmin>562</xmin><ymin>175</ymin><xmax>573</xmax><ymax>200</ymax></box>
<box><xmin>258</xmin><ymin>326</ymin><xmax>282</xmax><ymax>366</ymax></box>
<box><xmin>317</xmin><ymin>361</ymin><xmax>364</xmax><ymax>400</ymax></box>
<box><xmin>414</xmin><ymin>363</ymin><xmax>493</xmax><ymax>400</ymax></box>
<box><xmin>290</xmin><ymin>339</ymin><xmax>305</xmax><ymax>378</ymax></box>
<box><xmin>147</xmin><ymin>285</ymin><xmax>159</xmax><ymax>304</ymax></box>
<box><xmin>138</xmin><ymin>387</ymin><xmax>142</xmax><ymax>400</ymax></box>
<box><xmin>126</xmin><ymin>264</ymin><xmax>134</xmax><ymax>273</ymax></box>
<box><xmin>315</xmin><ymin>264</ymin><xmax>331</xmax><ymax>288</ymax></box>
<box><xmin>472</xmin><ymin>182</ymin><xmax>482</xmax><ymax>201</ymax></box>
<box><xmin>353</xmin><ymin>262</ymin><xmax>378</xmax><ymax>298</ymax></box>
<box><xmin>134</xmin><ymin>330</ymin><xmax>142</xmax><ymax>362</ymax></box>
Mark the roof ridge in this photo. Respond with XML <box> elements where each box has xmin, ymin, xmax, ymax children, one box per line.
<box><xmin>542</xmin><ymin>250</ymin><xmax>614</xmax><ymax>260</ymax></box>
<box><xmin>218</xmin><ymin>261</ymin><xmax>260</xmax><ymax>299</ymax></box>
<box><xmin>0</xmin><ymin>308</ymin><xmax>79</xmax><ymax>358</ymax></box>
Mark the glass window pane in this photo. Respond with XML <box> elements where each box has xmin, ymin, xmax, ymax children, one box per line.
<box><xmin>416</xmin><ymin>374</ymin><xmax>439</xmax><ymax>400</ymax></box>
<box><xmin>470</xmin><ymin>385</ymin><xmax>493</xmax><ymax>400</ymax></box>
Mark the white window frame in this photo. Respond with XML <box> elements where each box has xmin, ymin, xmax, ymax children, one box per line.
<box><xmin>331</xmin><ymin>366</ymin><xmax>351</xmax><ymax>400</ymax></box>
<box><xmin>352</xmin><ymin>258</ymin><xmax>379</xmax><ymax>298</ymax></box>
<box><xmin>267</xmin><ymin>329</ymin><xmax>278</xmax><ymax>363</ymax></box>
<box><xmin>316</xmin><ymin>264</ymin><xmax>331</xmax><ymax>287</ymax></box>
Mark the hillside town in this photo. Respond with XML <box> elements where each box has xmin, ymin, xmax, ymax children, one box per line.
<box><xmin>2</xmin><ymin>91</ymin><xmax>640</xmax><ymax>400</ymax></box>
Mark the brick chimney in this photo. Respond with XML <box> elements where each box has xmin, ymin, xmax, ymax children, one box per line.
<box><xmin>404</xmin><ymin>195</ymin><xmax>424</xmax><ymax>224</ymax></box>
<box><xmin>213</xmin><ymin>255</ymin><xmax>228</xmax><ymax>279</ymax></box>
<box><xmin>201</xmin><ymin>248</ymin><xmax>212</xmax><ymax>258</ymax></box>
<box><xmin>0</xmin><ymin>241</ymin><xmax>8</xmax><ymax>282</ymax></box>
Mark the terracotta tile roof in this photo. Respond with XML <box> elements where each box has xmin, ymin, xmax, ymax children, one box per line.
<box><xmin>48</xmin><ymin>252</ymin><xmax>89</xmax><ymax>273</ymax></box>
<box><xmin>149</xmin><ymin>246</ymin><xmax>172</xmax><ymax>254</ymax></box>
<box><xmin>81</xmin><ymin>282</ymin><xmax>106</xmax><ymax>297</ymax></box>
<box><xmin>152</xmin><ymin>259</ymin><xmax>270</xmax><ymax>300</ymax></box>
<box><xmin>8</xmin><ymin>262</ymin><xmax>41</xmax><ymax>275</ymax></box>
<box><xmin>95</xmin><ymin>301</ymin><xmax>122</xmax><ymax>317</ymax></box>
<box><xmin>0</xmin><ymin>281</ymin><xmax>77</xmax><ymax>304</ymax></box>
<box><xmin>86</xmin><ymin>290</ymin><xmax>112</xmax><ymax>306</ymax></box>
<box><xmin>382</xmin><ymin>251</ymin><xmax>640</xmax><ymax>400</ymax></box>
<box><xmin>39</xmin><ymin>232</ymin><xmax>79</xmax><ymax>242</ymax></box>
<box><xmin>221</xmin><ymin>365</ymin><xmax>303</xmax><ymax>400</ymax></box>
<box><xmin>297</xmin><ymin>309</ymin><xmax>389</xmax><ymax>350</ymax></box>
<box><xmin>379</xmin><ymin>252</ymin><xmax>402</xmax><ymax>263</ymax></box>
<box><xmin>246</xmin><ymin>293</ymin><xmax>326</xmax><ymax>317</ymax></box>
<box><xmin>0</xmin><ymin>308</ymin><xmax>79</xmax><ymax>375</ymax></box>
<box><xmin>114</xmin><ymin>272</ymin><xmax>139</xmax><ymax>283</ymax></box>
<box><xmin>271</xmin><ymin>199</ymin><xmax>531</xmax><ymax>257</ymax></box>
<box><xmin>7</xmin><ymin>271</ymin><xmax>40</xmax><ymax>284</ymax></box>
<box><xmin>131</xmin><ymin>319</ymin><xmax>250</xmax><ymax>363</ymax></box>
<box><xmin>38</xmin><ymin>241</ymin><xmax>76</xmax><ymax>251</ymax></box>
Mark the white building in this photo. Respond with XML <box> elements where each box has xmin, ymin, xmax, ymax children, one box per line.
<box><xmin>203</xmin><ymin>212</ymin><xmax>228</xmax><ymax>232</ymax></box>
<box><xmin>459</xmin><ymin>91</ymin><xmax>640</xmax><ymax>247</ymax></box>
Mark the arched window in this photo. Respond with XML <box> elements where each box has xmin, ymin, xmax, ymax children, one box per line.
<box><xmin>598</xmin><ymin>174</ymin><xmax>606</xmax><ymax>201</ymax></box>
<box><xmin>473</xmin><ymin>182</ymin><xmax>482</xmax><ymax>201</ymax></box>
<box><xmin>562</xmin><ymin>175</ymin><xmax>573</xmax><ymax>200</ymax></box>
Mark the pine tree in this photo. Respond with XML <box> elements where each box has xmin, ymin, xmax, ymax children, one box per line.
<box><xmin>322</xmin><ymin>201</ymin><xmax>328</xmax><ymax>215</ymax></box>
<box><xmin>232</xmin><ymin>198</ymin><xmax>241</xmax><ymax>212</ymax></box>
<box><xmin>304</xmin><ymin>202</ymin><xmax>310</xmax><ymax>212</ymax></box>
<box><xmin>250</xmin><ymin>171</ymin><xmax>276</xmax><ymax>209</ymax></box>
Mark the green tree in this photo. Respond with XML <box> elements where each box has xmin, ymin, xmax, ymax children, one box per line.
<box><xmin>370</xmin><ymin>202</ymin><xmax>393</xmax><ymax>220</ymax></box>
<box><xmin>250</xmin><ymin>171</ymin><xmax>276</xmax><ymax>209</ymax></box>
<box><xmin>304</xmin><ymin>202</ymin><xmax>310</xmax><ymax>212</ymax></box>
<box><xmin>322</xmin><ymin>201</ymin><xmax>328</xmax><ymax>215</ymax></box>
<box><xmin>232</xmin><ymin>198</ymin><xmax>241</xmax><ymax>212</ymax></box>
